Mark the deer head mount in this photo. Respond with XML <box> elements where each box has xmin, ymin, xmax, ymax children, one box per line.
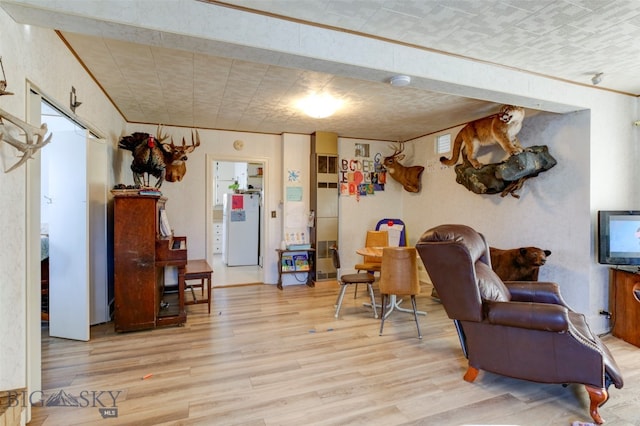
<box><xmin>0</xmin><ymin>106</ymin><xmax>52</xmax><ymax>173</ymax></box>
<box><xmin>118</xmin><ymin>125</ymin><xmax>200</xmax><ymax>188</ymax></box>
<box><xmin>383</xmin><ymin>142</ymin><xmax>425</xmax><ymax>193</ymax></box>
<box><xmin>163</xmin><ymin>129</ymin><xmax>201</xmax><ymax>183</ymax></box>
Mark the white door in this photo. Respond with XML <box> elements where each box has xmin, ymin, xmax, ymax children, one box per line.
<box><xmin>88</xmin><ymin>137</ymin><xmax>108</xmax><ymax>325</ymax></box>
<box><xmin>47</xmin><ymin>130</ymin><xmax>90</xmax><ymax>341</ymax></box>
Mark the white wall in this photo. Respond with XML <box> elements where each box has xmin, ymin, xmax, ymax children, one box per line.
<box><xmin>406</xmin><ymin>110</ymin><xmax>588</xmax><ymax>300</ymax></box>
<box><xmin>112</xmin><ymin>130</ymin><xmax>412</xmax><ymax>288</ymax></box>
<box><xmin>279</xmin><ymin>133</ymin><xmax>311</xmax><ymax>286</ymax></box>
<box><xmin>120</xmin><ymin>124</ymin><xmax>284</xmax><ymax>284</ymax></box>
<box><xmin>338</xmin><ymin>138</ymin><xmax>404</xmax><ymax>273</ymax></box>
<box><xmin>404</xmin><ymin>104</ymin><xmax>636</xmax><ymax>333</ymax></box>
<box><xmin>0</xmin><ymin>4</ymin><xmax>126</xmax><ymax>402</ymax></box>
<box><xmin>2</xmin><ymin>0</ymin><xmax>639</xmax><ymax>407</ymax></box>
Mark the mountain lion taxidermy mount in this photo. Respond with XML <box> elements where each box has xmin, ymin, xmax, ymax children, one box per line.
<box><xmin>440</xmin><ymin>105</ymin><xmax>525</xmax><ymax>169</ymax></box>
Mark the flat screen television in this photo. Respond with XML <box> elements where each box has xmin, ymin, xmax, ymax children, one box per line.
<box><xmin>598</xmin><ymin>210</ymin><xmax>640</xmax><ymax>265</ymax></box>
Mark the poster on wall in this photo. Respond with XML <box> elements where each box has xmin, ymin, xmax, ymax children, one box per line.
<box><xmin>286</xmin><ymin>186</ymin><xmax>303</xmax><ymax>201</ymax></box>
<box><xmin>339</xmin><ymin>144</ymin><xmax>386</xmax><ymax>198</ymax></box>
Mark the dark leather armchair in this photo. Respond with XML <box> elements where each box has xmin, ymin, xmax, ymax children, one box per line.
<box><xmin>416</xmin><ymin>224</ymin><xmax>623</xmax><ymax>424</ymax></box>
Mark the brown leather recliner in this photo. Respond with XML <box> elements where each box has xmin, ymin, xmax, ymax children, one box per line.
<box><xmin>416</xmin><ymin>224</ymin><xmax>623</xmax><ymax>425</ymax></box>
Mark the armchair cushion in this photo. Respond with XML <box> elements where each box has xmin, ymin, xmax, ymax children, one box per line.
<box><xmin>485</xmin><ymin>300</ymin><xmax>569</xmax><ymax>332</ymax></box>
<box><xmin>505</xmin><ymin>281</ymin><xmax>569</xmax><ymax>307</ymax></box>
<box><xmin>476</xmin><ymin>262</ymin><xmax>510</xmax><ymax>302</ymax></box>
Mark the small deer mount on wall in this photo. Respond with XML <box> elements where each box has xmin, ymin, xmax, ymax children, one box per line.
<box><xmin>383</xmin><ymin>142</ymin><xmax>425</xmax><ymax>193</ymax></box>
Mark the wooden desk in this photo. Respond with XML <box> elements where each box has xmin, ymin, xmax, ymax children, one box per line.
<box><xmin>276</xmin><ymin>248</ymin><xmax>316</xmax><ymax>290</ymax></box>
<box><xmin>184</xmin><ymin>259</ymin><xmax>213</xmax><ymax>314</ymax></box>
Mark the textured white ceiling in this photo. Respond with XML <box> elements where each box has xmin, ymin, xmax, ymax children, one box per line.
<box><xmin>62</xmin><ymin>31</ymin><xmax>496</xmax><ymax>141</ymax></box>
<box><xmin>226</xmin><ymin>0</ymin><xmax>640</xmax><ymax>94</ymax></box>
<box><xmin>2</xmin><ymin>0</ymin><xmax>637</xmax><ymax>141</ymax></box>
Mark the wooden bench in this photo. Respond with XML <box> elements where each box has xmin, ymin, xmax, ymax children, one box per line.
<box><xmin>184</xmin><ymin>259</ymin><xmax>213</xmax><ymax>314</ymax></box>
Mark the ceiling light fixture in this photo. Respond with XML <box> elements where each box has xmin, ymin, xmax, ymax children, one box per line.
<box><xmin>591</xmin><ymin>72</ymin><xmax>603</xmax><ymax>85</ymax></box>
<box><xmin>297</xmin><ymin>93</ymin><xmax>343</xmax><ymax>119</ymax></box>
<box><xmin>389</xmin><ymin>75</ymin><xmax>411</xmax><ymax>87</ymax></box>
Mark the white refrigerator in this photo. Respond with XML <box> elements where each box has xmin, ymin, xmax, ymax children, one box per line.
<box><xmin>222</xmin><ymin>193</ymin><xmax>260</xmax><ymax>266</ymax></box>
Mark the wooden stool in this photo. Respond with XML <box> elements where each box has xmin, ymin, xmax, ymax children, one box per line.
<box><xmin>184</xmin><ymin>259</ymin><xmax>213</xmax><ymax>314</ymax></box>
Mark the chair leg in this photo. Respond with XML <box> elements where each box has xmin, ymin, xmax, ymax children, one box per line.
<box><xmin>353</xmin><ymin>283</ymin><xmax>358</xmax><ymax>299</ymax></box>
<box><xmin>367</xmin><ymin>284</ymin><xmax>378</xmax><ymax>319</ymax></box>
<box><xmin>463</xmin><ymin>365</ymin><xmax>479</xmax><ymax>382</ymax></box>
<box><xmin>585</xmin><ymin>385</ymin><xmax>608</xmax><ymax>425</ymax></box>
<box><xmin>411</xmin><ymin>295</ymin><xmax>422</xmax><ymax>339</ymax></box>
<box><xmin>379</xmin><ymin>294</ymin><xmax>388</xmax><ymax>335</ymax></box>
<box><xmin>334</xmin><ymin>285</ymin><xmax>348</xmax><ymax>318</ymax></box>
<box><xmin>334</xmin><ymin>283</ymin><xmax>344</xmax><ymax>307</ymax></box>
<box><xmin>453</xmin><ymin>319</ymin><xmax>468</xmax><ymax>359</ymax></box>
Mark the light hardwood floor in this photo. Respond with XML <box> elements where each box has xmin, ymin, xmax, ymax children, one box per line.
<box><xmin>32</xmin><ymin>282</ymin><xmax>639</xmax><ymax>426</ymax></box>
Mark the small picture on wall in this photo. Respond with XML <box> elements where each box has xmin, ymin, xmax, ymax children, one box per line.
<box><xmin>355</xmin><ymin>143</ymin><xmax>369</xmax><ymax>157</ymax></box>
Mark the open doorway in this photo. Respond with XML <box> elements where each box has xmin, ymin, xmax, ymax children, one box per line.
<box><xmin>206</xmin><ymin>158</ymin><xmax>266</xmax><ymax>286</ymax></box>
<box><xmin>38</xmin><ymin>98</ymin><xmax>109</xmax><ymax>340</ymax></box>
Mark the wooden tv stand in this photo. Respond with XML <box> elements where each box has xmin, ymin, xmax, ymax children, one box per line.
<box><xmin>609</xmin><ymin>267</ymin><xmax>640</xmax><ymax>347</ymax></box>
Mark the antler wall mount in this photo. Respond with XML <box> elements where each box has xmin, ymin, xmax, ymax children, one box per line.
<box><xmin>0</xmin><ymin>107</ymin><xmax>52</xmax><ymax>172</ymax></box>
<box><xmin>0</xmin><ymin>57</ymin><xmax>13</xmax><ymax>97</ymax></box>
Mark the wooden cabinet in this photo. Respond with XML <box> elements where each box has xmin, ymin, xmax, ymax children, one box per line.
<box><xmin>214</xmin><ymin>161</ymin><xmax>236</xmax><ymax>206</ymax></box>
<box><xmin>609</xmin><ymin>268</ymin><xmax>640</xmax><ymax>347</ymax></box>
<box><xmin>113</xmin><ymin>193</ymin><xmax>187</xmax><ymax>332</ymax></box>
<box><xmin>215</xmin><ymin>161</ymin><xmax>235</xmax><ymax>180</ymax></box>
<box><xmin>213</xmin><ymin>222</ymin><xmax>223</xmax><ymax>254</ymax></box>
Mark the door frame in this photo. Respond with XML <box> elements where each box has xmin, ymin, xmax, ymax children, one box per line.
<box><xmin>205</xmin><ymin>154</ymin><xmax>268</xmax><ymax>282</ymax></box>
<box><xmin>25</xmin><ymin>81</ymin><xmax>106</xmax><ymax>421</ymax></box>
